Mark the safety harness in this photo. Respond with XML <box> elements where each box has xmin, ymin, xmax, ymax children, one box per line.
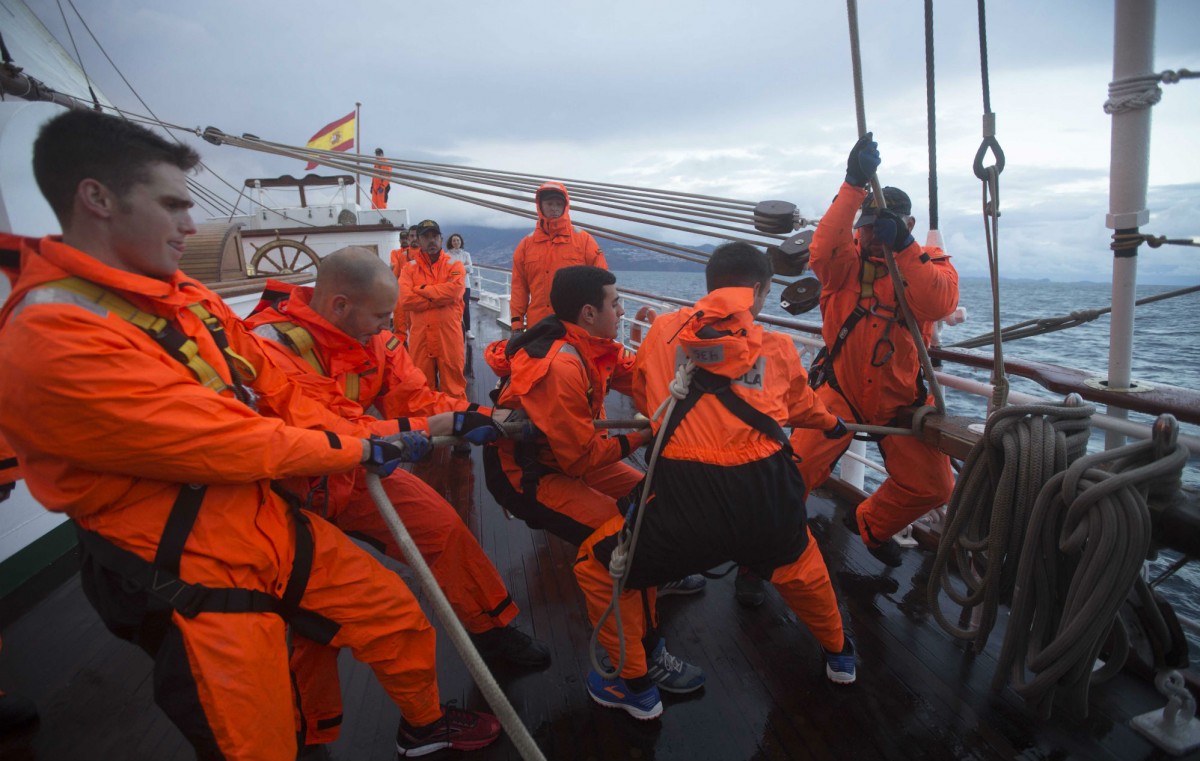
<box><xmin>19</xmin><ymin>273</ymin><xmax>340</xmax><ymax>654</ymax></box>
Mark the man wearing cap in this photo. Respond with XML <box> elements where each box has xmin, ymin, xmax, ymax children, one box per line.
<box><xmin>370</xmin><ymin>148</ymin><xmax>391</xmax><ymax>210</ymax></box>
<box><xmin>789</xmin><ymin>134</ymin><xmax>958</xmax><ymax>567</ymax></box>
<box><xmin>400</xmin><ymin>219</ymin><xmax>469</xmax><ymax>400</ymax></box>
<box><xmin>508</xmin><ymin>182</ymin><xmax>607</xmax><ymax>334</ymax></box>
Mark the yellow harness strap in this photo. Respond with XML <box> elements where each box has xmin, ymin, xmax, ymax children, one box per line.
<box><xmin>46</xmin><ymin>277</ymin><xmax>234</xmax><ymax>395</ymax></box>
<box><xmin>859</xmin><ymin>261</ymin><xmax>886</xmax><ymax>301</ymax></box>
<box><xmin>271</xmin><ymin>320</ymin><xmax>360</xmax><ymax>403</ymax></box>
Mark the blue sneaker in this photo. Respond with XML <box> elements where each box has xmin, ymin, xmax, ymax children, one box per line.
<box><xmin>646</xmin><ymin>639</ymin><xmax>705</xmax><ymax>694</ymax></box>
<box><xmin>658</xmin><ymin>573</ymin><xmax>706</xmax><ymax>597</ymax></box>
<box><xmin>824</xmin><ymin>634</ymin><xmax>856</xmax><ymax>684</ymax></box>
<box><xmin>586</xmin><ymin>671</ymin><xmax>663</xmax><ymax>720</ymax></box>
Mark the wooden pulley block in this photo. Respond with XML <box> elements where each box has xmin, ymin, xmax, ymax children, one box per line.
<box><xmin>753</xmin><ymin>200</ymin><xmax>796</xmax><ymax>234</ymax></box>
<box><xmin>779</xmin><ymin>276</ymin><xmax>821</xmax><ymax>315</ymax></box>
<box><xmin>769</xmin><ymin>230</ymin><xmax>812</xmax><ymax>276</ymax></box>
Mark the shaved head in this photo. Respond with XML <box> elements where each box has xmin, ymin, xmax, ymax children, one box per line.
<box><xmin>311</xmin><ymin>246</ymin><xmax>399</xmax><ymax>343</ymax></box>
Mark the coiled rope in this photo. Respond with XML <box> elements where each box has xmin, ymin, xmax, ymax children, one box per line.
<box><xmin>992</xmin><ymin>415</ymin><xmax>1190</xmax><ymax>720</ymax></box>
<box><xmin>928</xmin><ymin>398</ymin><xmax>1095</xmax><ymax>652</ymax></box>
<box><xmin>589</xmin><ymin>358</ymin><xmax>696</xmax><ymax>678</ymax></box>
<box><xmin>1104</xmin><ymin>68</ymin><xmax>1198</xmax><ymax>115</ymax></box>
<box><xmin>364</xmin><ymin>473</ymin><xmax>547</xmax><ymax>761</ymax></box>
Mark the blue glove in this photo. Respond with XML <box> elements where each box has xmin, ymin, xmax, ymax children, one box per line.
<box><xmin>825</xmin><ymin>418</ymin><xmax>849</xmax><ymax>439</ymax></box>
<box><xmin>364</xmin><ymin>433</ymin><xmax>430</xmax><ymax>475</ymax></box>
<box><xmin>452</xmin><ymin>411</ymin><xmax>504</xmax><ymax>445</ymax></box>
<box><xmin>870</xmin><ymin>209</ymin><xmax>915</xmax><ymax>251</ymax></box>
<box><xmin>845</xmin><ymin>132</ymin><xmax>880</xmax><ymax>187</ymax></box>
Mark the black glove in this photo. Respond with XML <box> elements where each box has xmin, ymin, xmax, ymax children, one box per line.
<box><xmin>845</xmin><ymin>132</ymin><xmax>881</xmax><ymax>187</ymax></box>
<box><xmin>870</xmin><ymin>209</ymin><xmax>915</xmax><ymax>251</ymax></box>
<box><xmin>453</xmin><ymin>410</ymin><xmax>504</xmax><ymax>445</ymax></box>
<box><xmin>824</xmin><ymin>418</ymin><xmax>849</xmax><ymax>439</ymax></box>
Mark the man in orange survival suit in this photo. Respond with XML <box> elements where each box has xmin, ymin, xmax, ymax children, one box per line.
<box><xmin>245</xmin><ymin>248</ymin><xmax>550</xmax><ymax>744</ymax></box>
<box><xmin>0</xmin><ymin>110</ymin><xmax>500</xmax><ymax>759</ymax></box>
<box><xmin>370</xmin><ymin>147</ymin><xmax>391</xmax><ymax>210</ymax></box>
<box><xmin>508</xmin><ymin>181</ymin><xmax>607</xmax><ymax>334</ymax></box>
<box><xmin>574</xmin><ymin>243</ymin><xmax>857</xmax><ymax>720</ymax></box>
<box><xmin>399</xmin><ymin>219</ymin><xmax>468</xmax><ymax>399</ymax></box>
<box><xmin>789</xmin><ymin>134</ymin><xmax>958</xmax><ymax>568</ymax></box>
<box><xmin>484</xmin><ymin>264</ymin><xmax>706</xmax><ymax>693</ymax></box>
<box><xmin>390</xmin><ymin>226</ymin><xmax>420</xmax><ymax>342</ymax></box>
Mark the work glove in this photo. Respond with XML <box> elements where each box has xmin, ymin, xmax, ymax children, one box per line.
<box><xmin>845</xmin><ymin>132</ymin><xmax>880</xmax><ymax>188</ymax></box>
<box><xmin>452</xmin><ymin>410</ymin><xmax>505</xmax><ymax>445</ymax></box>
<box><xmin>364</xmin><ymin>433</ymin><xmax>431</xmax><ymax>475</ymax></box>
<box><xmin>824</xmin><ymin>417</ymin><xmax>849</xmax><ymax>440</ymax></box>
<box><xmin>870</xmin><ymin>209</ymin><xmax>915</xmax><ymax>251</ymax></box>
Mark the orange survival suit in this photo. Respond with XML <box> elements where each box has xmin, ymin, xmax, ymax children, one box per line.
<box><xmin>575</xmin><ymin>288</ymin><xmax>847</xmax><ymax>679</ymax></box>
<box><xmin>399</xmin><ymin>246</ymin><xmax>467</xmax><ymax>400</ymax></box>
<box><xmin>0</xmin><ymin>236</ymin><xmax>444</xmax><ymax>760</ymax></box>
<box><xmin>789</xmin><ymin>183</ymin><xmax>958</xmax><ymax>547</ymax></box>
<box><xmin>508</xmin><ymin>182</ymin><xmax>608</xmax><ymax>330</ymax></box>
<box><xmin>390</xmin><ymin>243</ymin><xmax>419</xmax><ymax>341</ymax></box>
<box><xmin>371</xmin><ymin>160</ymin><xmax>391</xmax><ymax>209</ymax></box>
<box><xmin>483</xmin><ymin>316</ymin><xmax>647</xmax><ymax>546</ymax></box>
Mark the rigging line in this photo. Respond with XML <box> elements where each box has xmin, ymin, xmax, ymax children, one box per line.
<box><xmin>186</xmin><ymin>178</ymin><xmax>234</xmax><ymax>216</ymax></box>
<box><xmin>63</xmin><ymin>0</ymin><xmax>250</xmax><ymax>222</ymax></box>
<box><xmin>233</xmin><ymin>139</ymin><xmax>782</xmax><ymax>248</ymax></box>
<box><xmin>924</xmin><ymin>0</ymin><xmax>939</xmax><ymax>232</ymax></box>
<box><xmin>976</xmin><ymin>0</ymin><xmax>992</xmax><ymax>115</ymax></box>
<box><xmin>184</xmin><ymin>180</ymin><xmax>222</xmax><ymax>217</ymax></box>
<box><xmin>53</xmin><ymin>0</ymin><xmax>99</xmax><ymax>109</ymax></box>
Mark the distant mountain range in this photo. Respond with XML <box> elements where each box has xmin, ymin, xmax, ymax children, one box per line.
<box><xmin>447</xmin><ymin>224</ymin><xmax>708</xmax><ymax>272</ymax></box>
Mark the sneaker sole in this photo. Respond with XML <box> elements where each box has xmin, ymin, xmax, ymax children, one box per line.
<box><xmin>587</xmin><ymin>690</ymin><xmax>663</xmax><ymax>720</ymax></box>
<box><xmin>825</xmin><ymin>664</ymin><xmax>857</xmax><ymax>685</ymax></box>
<box><xmin>397</xmin><ymin>734</ymin><xmax>499</xmax><ymax>757</ymax></box>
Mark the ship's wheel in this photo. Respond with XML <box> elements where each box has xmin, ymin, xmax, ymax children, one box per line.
<box><xmin>248</xmin><ymin>237</ymin><xmax>320</xmax><ymax>276</ymax></box>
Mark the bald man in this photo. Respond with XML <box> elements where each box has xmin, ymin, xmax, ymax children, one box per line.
<box><xmin>245</xmin><ymin>248</ymin><xmax>549</xmax><ymax>747</ymax></box>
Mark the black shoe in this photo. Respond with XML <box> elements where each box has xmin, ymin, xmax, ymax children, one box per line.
<box><xmin>0</xmin><ymin>693</ymin><xmax>38</xmax><ymax>735</ymax></box>
<box><xmin>734</xmin><ymin>567</ymin><xmax>766</xmax><ymax>609</ymax></box>
<box><xmin>470</xmin><ymin>625</ymin><xmax>551</xmax><ymax>668</ymax></box>
<box><xmin>842</xmin><ymin>504</ymin><xmax>862</xmax><ymax>535</ymax></box>
<box><xmin>867</xmin><ymin>540</ymin><xmax>904</xmax><ymax>568</ymax></box>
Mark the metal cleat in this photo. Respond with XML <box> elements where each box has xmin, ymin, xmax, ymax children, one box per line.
<box><xmin>1130</xmin><ymin>670</ymin><xmax>1200</xmax><ymax>755</ymax></box>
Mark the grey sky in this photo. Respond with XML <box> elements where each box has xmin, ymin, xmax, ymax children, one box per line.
<box><xmin>22</xmin><ymin>0</ymin><xmax>1200</xmax><ymax>283</ymax></box>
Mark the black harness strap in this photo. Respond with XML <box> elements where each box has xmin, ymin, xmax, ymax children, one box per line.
<box><xmin>659</xmin><ymin>368</ymin><xmax>794</xmax><ymax>457</ymax></box>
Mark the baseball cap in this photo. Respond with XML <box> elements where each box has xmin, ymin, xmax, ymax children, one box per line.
<box><xmin>855</xmin><ymin>186</ymin><xmax>912</xmax><ymax>228</ymax></box>
<box><xmin>414</xmin><ymin>219</ymin><xmax>441</xmax><ymax>236</ymax></box>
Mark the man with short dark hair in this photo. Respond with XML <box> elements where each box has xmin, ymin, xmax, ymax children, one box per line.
<box><xmin>245</xmin><ymin>246</ymin><xmax>550</xmax><ymax>745</ymax></box>
<box><xmin>399</xmin><ymin>219</ymin><xmax>468</xmax><ymax>400</ymax></box>
<box><xmin>508</xmin><ymin>182</ymin><xmax>607</xmax><ymax>333</ymax></box>
<box><xmin>790</xmin><ymin>135</ymin><xmax>958</xmax><ymax>567</ymax></box>
<box><xmin>574</xmin><ymin>242</ymin><xmax>857</xmax><ymax>719</ymax></box>
<box><xmin>0</xmin><ymin>109</ymin><xmax>500</xmax><ymax>759</ymax></box>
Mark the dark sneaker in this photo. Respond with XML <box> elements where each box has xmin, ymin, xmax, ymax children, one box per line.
<box><xmin>586</xmin><ymin>671</ymin><xmax>663</xmax><ymax>720</ymax></box>
<box><xmin>396</xmin><ymin>704</ymin><xmax>501</xmax><ymax>757</ymax></box>
<box><xmin>867</xmin><ymin>540</ymin><xmax>903</xmax><ymax>568</ymax></box>
<box><xmin>470</xmin><ymin>625</ymin><xmax>551</xmax><ymax>668</ymax></box>
<box><xmin>646</xmin><ymin>638</ymin><xmax>705</xmax><ymax>694</ymax></box>
<box><xmin>824</xmin><ymin>634</ymin><xmax>857</xmax><ymax>685</ymax></box>
<box><xmin>734</xmin><ymin>567</ymin><xmax>766</xmax><ymax>608</ymax></box>
<box><xmin>658</xmin><ymin>573</ymin><xmax>706</xmax><ymax>597</ymax></box>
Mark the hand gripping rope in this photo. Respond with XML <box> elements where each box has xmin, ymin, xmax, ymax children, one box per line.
<box><xmin>589</xmin><ymin>358</ymin><xmax>697</xmax><ymax>679</ymax></box>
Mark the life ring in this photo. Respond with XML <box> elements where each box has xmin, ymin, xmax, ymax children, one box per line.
<box><xmin>629</xmin><ymin>306</ymin><xmax>658</xmax><ymax>345</ymax></box>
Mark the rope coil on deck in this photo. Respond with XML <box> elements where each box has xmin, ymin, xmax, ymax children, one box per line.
<box><xmin>992</xmin><ymin>416</ymin><xmax>1190</xmax><ymax>720</ymax></box>
<box><xmin>927</xmin><ymin>398</ymin><xmax>1095</xmax><ymax>651</ymax></box>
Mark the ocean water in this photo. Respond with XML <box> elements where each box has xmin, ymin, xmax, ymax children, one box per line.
<box><xmin>612</xmin><ymin>271</ymin><xmax>1200</xmax><ymax>657</ymax></box>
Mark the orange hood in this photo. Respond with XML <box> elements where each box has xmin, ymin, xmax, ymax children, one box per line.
<box><xmin>672</xmin><ymin>288</ymin><xmax>764</xmax><ymax>380</ymax></box>
<box><xmin>533</xmin><ymin>181</ymin><xmax>574</xmax><ymax>242</ymax></box>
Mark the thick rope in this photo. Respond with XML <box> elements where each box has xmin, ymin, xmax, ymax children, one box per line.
<box><xmin>992</xmin><ymin>417</ymin><xmax>1190</xmax><ymax>720</ymax></box>
<box><xmin>1104</xmin><ymin>69</ymin><xmax>1197</xmax><ymax>115</ymax></box>
<box><xmin>364</xmin><ymin>473</ymin><xmax>547</xmax><ymax>761</ymax></box>
<box><xmin>588</xmin><ymin>359</ymin><xmax>695</xmax><ymax>679</ymax></box>
<box><xmin>928</xmin><ymin>399</ymin><xmax>1095</xmax><ymax>651</ymax></box>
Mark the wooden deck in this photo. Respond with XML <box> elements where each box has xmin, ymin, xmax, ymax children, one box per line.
<box><xmin>0</xmin><ymin>307</ymin><xmax>1185</xmax><ymax>761</ymax></box>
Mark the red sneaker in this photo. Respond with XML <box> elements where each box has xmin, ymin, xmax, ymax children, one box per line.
<box><xmin>396</xmin><ymin>703</ymin><xmax>501</xmax><ymax>757</ymax></box>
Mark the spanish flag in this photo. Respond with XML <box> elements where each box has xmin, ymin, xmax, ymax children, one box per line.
<box><xmin>303</xmin><ymin>111</ymin><xmax>356</xmax><ymax>170</ymax></box>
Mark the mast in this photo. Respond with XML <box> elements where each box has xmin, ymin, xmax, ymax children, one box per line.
<box><xmin>1104</xmin><ymin>0</ymin><xmax>1156</xmax><ymax>449</ymax></box>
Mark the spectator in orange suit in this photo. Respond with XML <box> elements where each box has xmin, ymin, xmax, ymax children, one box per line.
<box><xmin>399</xmin><ymin>219</ymin><xmax>468</xmax><ymax>400</ymax></box>
<box><xmin>389</xmin><ymin>226</ymin><xmax>420</xmax><ymax>342</ymax></box>
<box><xmin>508</xmin><ymin>182</ymin><xmax>607</xmax><ymax>334</ymax></box>
<box><xmin>370</xmin><ymin>148</ymin><xmax>390</xmax><ymax>210</ymax></box>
